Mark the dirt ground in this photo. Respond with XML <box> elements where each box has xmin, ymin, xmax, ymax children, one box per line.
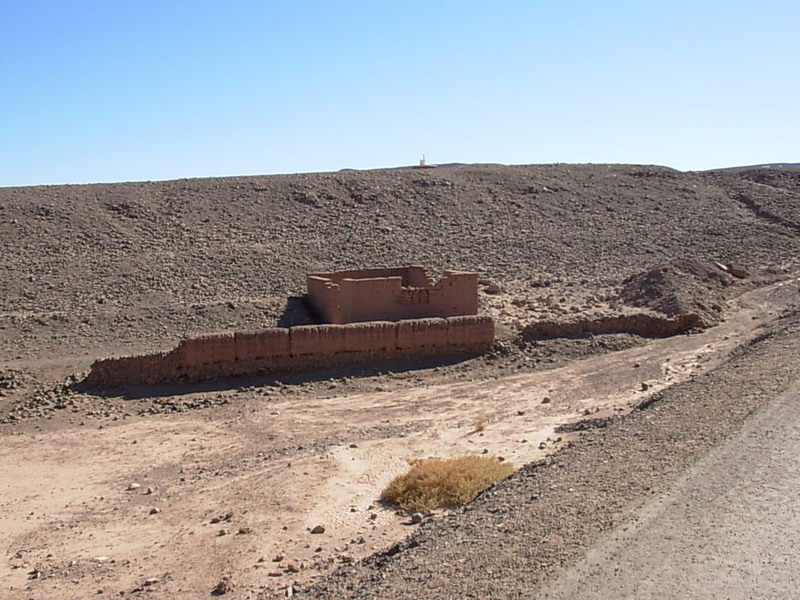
<box><xmin>2</xmin><ymin>274</ymin><xmax>798</xmax><ymax>599</ymax></box>
<box><xmin>2</xmin><ymin>163</ymin><xmax>799</xmax><ymax>599</ymax></box>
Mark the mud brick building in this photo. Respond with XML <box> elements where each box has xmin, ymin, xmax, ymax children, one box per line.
<box><xmin>306</xmin><ymin>266</ymin><xmax>479</xmax><ymax>324</ymax></box>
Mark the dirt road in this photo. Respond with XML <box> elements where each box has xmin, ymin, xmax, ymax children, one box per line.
<box><xmin>536</xmin><ymin>383</ymin><xmax>800</xmax><ymax>600</ymax></box>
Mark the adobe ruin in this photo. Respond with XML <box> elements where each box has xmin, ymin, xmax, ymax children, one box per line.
<box><xmin>306</xmin><ymin>266</ymin><xmax>479</xmax><ymax>324</ymax></box>
<box><xmin>85</xmin><ymin>316</ymin><xmax>495</xmax><ymax>387</ymax></box>
<box><xmin>83</xmin><ymin>266</ymin><xmax>494</xmax><ymax>387</ymax></box>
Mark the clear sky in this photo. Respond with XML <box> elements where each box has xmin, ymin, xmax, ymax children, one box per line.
<box><xmin>1</xmin><ymin>0</ymin><xmax>798</xmax><ymax>186</ymax></box>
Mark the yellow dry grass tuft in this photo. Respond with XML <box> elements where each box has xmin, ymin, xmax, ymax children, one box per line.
<box><xmin>381</xmin><ymin>455</ymin><xmax>514</xmax><ymax>513</ymax></box>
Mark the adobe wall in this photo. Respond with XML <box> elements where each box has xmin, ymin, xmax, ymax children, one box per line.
<box><xmin>306</xmin><ymin>266</ymin><xmax>478</xmax><ymax>324</ymax></box>
<box><xmin>84</xmin><ymin>315</ymin><xmax>495</xmax><ymax>388</ymax></box>
<box><xmin>522</xmin><ymin>312</ymin><xmax>705</xmax><ymax>341</ymax></box>
<box><xmin>306</xmin><ymin>276</ymin><xmax>340</xmax><ymax>324</ymax></box>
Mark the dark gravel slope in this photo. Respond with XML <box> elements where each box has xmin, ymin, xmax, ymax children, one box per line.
<box><xmin>1</xmin><ymin>164</ymin><xmax>798</xmax><ymax>358</ymax></box>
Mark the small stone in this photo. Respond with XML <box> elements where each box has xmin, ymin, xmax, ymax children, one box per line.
<box><xmin>310</xmin><ymin>525</ymin><xmax>325</xmax><ymax>534</ymax></box>
<box><xmin>213</xmin><ymin>576</ymin><xmax>236</xmax><ymax>594</ymax></box>
<box><xmin>538</xmin><ymin>442</ymin><xmax>547</xmax><ymax>450</ymax></box>
<box><xmin>410</xmin><ymin>512</ymin><xmax>424</xmax><ymax>524</ymax></box>
<box><xmin>149</xmin><ymin>507</ymin><xmax>161</xmax><ymax>515</ymax></box>
<box><xmin>127</xmin><ymin>483</ymin><xmax>141</xmax><ymax>491</ymax></box>
<box><xmin>236</xmin><ymin>527</ymin><xmax>252</xmax><ymax>535</ymax></box>
<box><xmin>143</xmin><ymin>577</ymin><xmax>159</xmax><ymax>586</ymax></box>
<box><xmin>641</xmin><ymin>382</ymin><xmax>649</xmax><ymax>391</ymax></box>
<box><xmin>273</xmin><ymin>554</ymin><xmax>284</xmax><ymax>562</ymax></box>
<box><xmin>217</xmin><ymin>529</ymin><xmax>230</xmax><ymax>536</ymax></box>
<box><xmin>541</xmin><ymin>397</ymin><xmax>551</xmax><ymax>404</ymax></box>
<box><xmin>285</xmin><ymin>563</ymin><xmax>300</xmax><ymax>573</ymax></box>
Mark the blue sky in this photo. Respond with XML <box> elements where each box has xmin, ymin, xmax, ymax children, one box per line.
<box><xmin>1</xmin><ymin>1</ymin><xmax>798</xmax><ymax>186</ymax></box>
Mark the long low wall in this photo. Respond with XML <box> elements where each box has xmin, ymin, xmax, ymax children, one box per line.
<box><xmin>84</xmin><ymin>316</ymin><xmax>495</xmax><ymax>387</ymax></box>
<box><xmin>522</xmin><ymin>312</ymin><xmax>704</xmax><ymax>341</ymax></box>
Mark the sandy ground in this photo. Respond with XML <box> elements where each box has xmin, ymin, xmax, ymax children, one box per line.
<box><xmin>2</xmin><ymin>277</ymin><xmax>797</xmax><ymax>599</ymax></box>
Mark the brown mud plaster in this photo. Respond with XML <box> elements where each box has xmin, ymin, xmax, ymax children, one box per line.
<box><xmin>306</xmin><ymin>266</ymin><xmax>478</xmax><ymax>324</ymax></box>
<box><xmin>84</xmin><ymin>316</ymin><xmax>494</xmax><ymax>387</ymax></box>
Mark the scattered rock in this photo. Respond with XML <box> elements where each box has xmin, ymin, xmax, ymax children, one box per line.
<box><xmin>310</xmin><ymin>525</ymin><xmax>325</xmax><ymax>534</ymax></box>
<box><xmin>484</xmin><ymin>283</ymin><xmax>503</xmax><ymax>295</ymax></box>
<box><xmin>410</xmin><ymin>512</ymin><xmax>424</xmax><ymax>524</ymax></box>
<box><xmin>212</xmin><ymin>576</ymin><xmax>236</xmax><ymax>595</ymax></box>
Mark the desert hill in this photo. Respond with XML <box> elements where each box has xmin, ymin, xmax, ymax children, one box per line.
<box><xmin>1</xmin><ymin>163</ymin><xmax>798</xmax><ymax>362</ymax></box>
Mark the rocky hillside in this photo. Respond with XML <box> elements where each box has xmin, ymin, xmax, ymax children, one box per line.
<box><xmin>1</xmin><ymin>164</ymin><xmax>798</xmax><ymax>360</ymax></box>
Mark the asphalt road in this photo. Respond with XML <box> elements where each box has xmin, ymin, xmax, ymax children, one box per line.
<box><xmin>535</xmin><ymin>383</ymin><xmax>800</xmax><ymax>600</ymax></box>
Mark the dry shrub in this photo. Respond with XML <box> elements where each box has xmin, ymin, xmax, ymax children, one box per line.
<box><xmin>381</xmin><ymin>455</ymin><xmax>514</xmax><ymax>512</ymax></box>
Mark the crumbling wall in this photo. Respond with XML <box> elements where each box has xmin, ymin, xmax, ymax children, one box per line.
<box><xmin>522</xmin><ymin>313</ymin><xmax>705</xmax><ymax>341</ymax></box>
<box><xmin>429</xmin><ymin>271</ymin><xmax>479</xmax><ymax>317</ymax></box>
<box><xmin>339</xmin><ymin>278</ymin><xmax>405</xmax><ymax>323</ymax></box>
<box><xmin>306</xmin><ymin>276</ymin><xmax>340</xmax><ymax>324</ymax></box>
<box><xmin>306</xmin><ymin>266</ymin><xmax>479</xmax><ymax>324</ymax></box>
<box><xmin>84</xmin><ymin>315</ymin><xmax>495</xmax><ymax>388</ymax></box>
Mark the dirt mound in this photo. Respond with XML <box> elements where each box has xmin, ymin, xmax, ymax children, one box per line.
<box><xmin>619</xmin><ymin>258</ymin><xmax>745</xmax><ymax>327</ymax></box>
